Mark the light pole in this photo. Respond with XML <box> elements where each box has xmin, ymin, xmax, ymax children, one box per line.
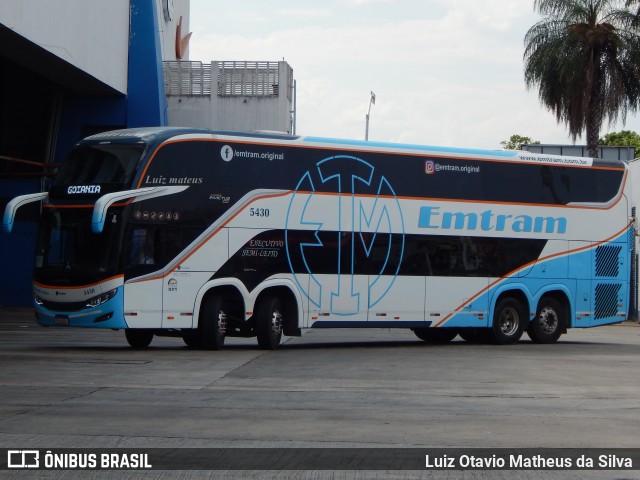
<box><xmin>365</xmin><ymin>91</ymin><xmax>376</xmax><ymax>141</ymax></box>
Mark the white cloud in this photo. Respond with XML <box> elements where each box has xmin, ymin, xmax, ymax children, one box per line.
<box><xmin>433</xmin><ymin>0</ymin><xmax>532</xmax><ymax>30</ymax></box>
<box><xmin>276</xmin><ymin>8</ymin><xmax>333</xmax><ymax>19</ymax></box>
<box><xmin>339</xmin><ymin>0</ymin><xmax>393</xmax><ymax>5</ymax></box>
<box><xmin>188</xmin><ymin>0</ymin><xmax>640</xmax><ymax>149</ymax></box>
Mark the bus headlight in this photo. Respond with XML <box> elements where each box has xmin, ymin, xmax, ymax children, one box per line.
<box><xmin>34</xmin><ymin>294</ymin><xmax>44</xmax><ymax>306</ymax></box>
<box><xmin>85</xmin><ymin>289</ymin><xmax>117</xmax><ymax>308</ymax></box>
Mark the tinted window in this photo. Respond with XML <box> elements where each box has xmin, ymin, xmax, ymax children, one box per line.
<box><xmin>54</xmin><ymin>145</ymin><xmax>143</xmax><ymax>189</ymax></box>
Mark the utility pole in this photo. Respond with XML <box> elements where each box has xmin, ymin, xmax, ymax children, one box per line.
<box><xmin>365</xmin><ymin>91</ymin><xmax>376</xmax><ymax>141</ymax></box>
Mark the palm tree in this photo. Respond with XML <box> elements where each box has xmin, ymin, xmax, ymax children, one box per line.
<box><xmin>524</xmin><ymin>0</ymin><xmax>640</xmax><ymax>158</ymax></box>
<box><xmin>626</xmin><ymin>0</ymin><xmax>640</xmax><ymax>22</ymax></box>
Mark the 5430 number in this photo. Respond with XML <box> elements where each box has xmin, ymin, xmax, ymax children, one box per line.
<box><xmin>249</xmin><ymin>208</ymin><xmax>270</xmax><ymax>217</ymax></box>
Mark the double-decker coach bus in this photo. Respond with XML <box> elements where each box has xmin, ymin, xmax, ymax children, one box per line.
<box><xmin>3</xmin><ymin>127</ymin><xmax>636</xmax><ymax>349</ymax></box>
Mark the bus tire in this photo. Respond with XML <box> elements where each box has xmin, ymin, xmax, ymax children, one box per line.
<box><xmin>412</xmin><ymin>328</ymin><xmax>458</xmax><ymax>344</ymax></box>
<box><xmin>200</xmin><ymin>295</ymin><xmax>227</xmax><ymax>350</ymax></box>
<box><xmin>527</xmin><ymin>296</ymin><xmax>564</xmax><ymax>344</ymax></box>
<box><xmin>256</xmin><ymin>296</ymin><xmax>283</xmax><ymax>350</ymax></box>
<box><xmin>125</xmin><ymin>329</ymin><xmax>153</xmax><ymax>348</ymax></box>
<box><xmin>491</xmin><ymin>297</ymin><xmax>526</xmax><ymax>345</ymax></box>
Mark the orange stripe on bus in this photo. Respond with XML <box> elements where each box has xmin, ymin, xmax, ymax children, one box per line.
<box><xmin>34</xmin><ymin>275</ymin><xmax>124</xmax><ymax>291</ymax></box>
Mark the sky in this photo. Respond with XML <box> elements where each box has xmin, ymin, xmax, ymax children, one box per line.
<box><xmin>188</xmin><ymin>0</ymin><xmax>640</xmax><ymax>150</ymax></box>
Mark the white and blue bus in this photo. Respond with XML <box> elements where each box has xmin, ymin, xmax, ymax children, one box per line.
<box><xmin>3</xmin><ymin>127</ymin><xmax>637</xmax><ymax>348</ymax></box>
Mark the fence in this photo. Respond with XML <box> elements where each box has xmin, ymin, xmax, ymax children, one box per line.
<box><xmin>164</xmin><ymin>61</ymin><xmax>292</xmax><ymax>99</ymax></box>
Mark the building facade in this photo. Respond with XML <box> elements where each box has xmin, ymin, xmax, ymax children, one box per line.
<box><xmin>0</xmin><ymin>0</ymin><xmax>295</xmax><ymax>306</ymax></box>
<box><xmin>165</xmin><ymin>60</ymin><xmax>296</xmax><ymax>134</ymax></box>
<box><xmin>0</xmin><ymin>0</ymin><xmax>182</xmax><ymax>305</ymax></box>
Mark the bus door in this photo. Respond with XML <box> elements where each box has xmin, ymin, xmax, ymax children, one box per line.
<box><xmin>126</xmin><ymin>223</ymin><xmax>203</xmax><ymax>329</ymax></box>
<box><xmin>162</xmin><ymin>269</ymin><xmax>211</xmax><ymax>329</ymax></box>
<box><xmin>124</xmin><ymin>225</ymin><xmax>165</xmax><ymax>328</ymax></box>
<box><xmin>161</xmin><ymin>227</ymin><xmax>229</xmax><ymax>329</ymax></box>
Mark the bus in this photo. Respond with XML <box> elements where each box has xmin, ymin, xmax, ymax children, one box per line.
<box><xmin>3</xmin><ymin>127</ymin><xmax>637</xmax><ymax>349</ymax></box>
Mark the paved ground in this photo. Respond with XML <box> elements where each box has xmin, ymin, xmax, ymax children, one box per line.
<box><xmin>0</xmin><ymin>307</ymin><xmax>639</xmax><ymax>479</ymax></box>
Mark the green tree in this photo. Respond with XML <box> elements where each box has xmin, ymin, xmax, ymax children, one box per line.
<box><xmin>524</xmin><ymin>0</ymin><xmax>640</xmax><ymax>158</ymax></box>
<box><xmin>500</xmin><ymin>134</ymin><xmax>541</xmax><ymax>150</ymax></box>
<box><xmin>599</xmin><ymin>129</ymin><xmax>640</xmax><ymax>149</ymax></box>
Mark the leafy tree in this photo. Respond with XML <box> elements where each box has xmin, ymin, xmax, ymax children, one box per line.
<box><xmin>599</xmin><ymin>129</ymin><xmax>640</xmax><ymax>149</ymax></box>
<box><xmin>500</xmin><ymin>134</ymin><xmax>541</xmax><ymax>150</ymax></box>
<box><xmin>524</xmin><ymin>0</ymin><xmax>640</xmax><ymax>158</ymax></box>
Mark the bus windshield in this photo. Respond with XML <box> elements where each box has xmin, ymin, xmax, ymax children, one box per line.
<box><xmin>34</xmin><ymin>208</ymin><xmax>123</xmax><ymax>286</ymax></box>
<box><xmin>52</xmin><ymin>144</ymin><xmax>144</xmax><ymax>194</ymax></box>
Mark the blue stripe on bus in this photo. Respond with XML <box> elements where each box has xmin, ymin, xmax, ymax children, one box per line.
<box><xmin>302</xmin><ymin>136</ymin><xmax>519</xmax><ymax>158</ymax></box>
<box><xmin>311</xmin><ymin>321</ymin><xmax>433</xmax><ymax>328</ymax></box>
<box><xmin>35</xmin><ymin>287</ymin><xmax>128</xmax><ymax>329</ymax></box>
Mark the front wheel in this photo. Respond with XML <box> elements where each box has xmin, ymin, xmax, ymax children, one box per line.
<box><xmin>491</xmin><ymin>297</ymin><xmax>526</xmax><ymax>345</ymax></box>
<box><xmin>527</xmin><ymin>297</ymin><xmax>564</xmax><ymax>344</ymax></box>
<box><xmin>125</xmin><ymin>329</ymin><xmax>154</xmax><ymax>348</ymax></box>
<box><xmin>412</xmin><ymin>328</ymin><xmax>458</xmax><ymax>344</ymax></box>
<box><xmin>255</xmin><ymin>296</ymin><xmax>283</xmax><ymax>350</ymax></box>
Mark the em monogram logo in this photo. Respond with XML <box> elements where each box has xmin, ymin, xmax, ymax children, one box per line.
<box><xmin>285</xmin><ymin>155</ymin><xmax>405</xmax><ymax>315</ymax></box>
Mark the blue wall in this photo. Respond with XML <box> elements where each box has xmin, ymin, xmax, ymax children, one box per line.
<box><xmin>128</xmin><ymin>0</ymin><xmax>168</xmax><ymax>127</ymax></box>
<box><xmin>0</xmin><ymin>0</ymin><xmax>167</xmax><ymax>307</ymax></box>
<box><xmin>0</xmin><ymin>179</ymin><xmax>40</xmax><ymax>306</ymax></box>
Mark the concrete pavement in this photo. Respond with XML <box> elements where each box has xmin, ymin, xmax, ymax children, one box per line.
<box><xmin>0</xmin><ymin>307</ymin><xmax>639</xmax><ymax>479</ymax></box>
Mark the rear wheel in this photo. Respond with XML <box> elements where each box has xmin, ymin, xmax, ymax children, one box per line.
<box><xmin>528</xmin><ymin>296</ymin><xmax>564</xmax><ymax>344</ymax></box>
<box><xmin>200</xmin><ymin>295</ymin><xmax>227</xmax><ymax>350</ymax></box>
<box><xmin>491</xmin><ymin>297</ymin><xmax>526</xmax><ymax>345</ymax></box>
<box><xmin>125</xmin><ymin>329</ymin><xmax>154</xmax><ymax>348</ymax></box>
<box><xmin>412</xmin><ymin>328</ymin><xmax>458</xmax><ymax>344</ymax></box>
<box><xmin>256</xmin><ymin>296</ymin><xmax>283</xmax><ymax>350</ymax></box>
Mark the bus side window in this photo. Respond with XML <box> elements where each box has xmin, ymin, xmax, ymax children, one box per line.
<box><xmin>124</xmin><ymin>225</ymin><xmax>195</xmax><ymax>279</ymax></box>
<box><xmin>125</xmin><ymin>227</ymin><xmax>161</xmax><ymax>279</ymax></box>
<box><xmin>129</xmin><ymin>228</ymin><xmax>157</xmax><ymax>266</ymax></box>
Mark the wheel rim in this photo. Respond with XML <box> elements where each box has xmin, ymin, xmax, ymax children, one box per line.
<box><xmin>498</xmin><ymin>307</ymin><xmax>520</xmax><ymax>336</ymax></box>
<box><xmin>217</xmin><ymin>309</ymin><xmax>227</xmax><ymax>335</ymax></box>
<box><xmin>271</xmin><ymin>309</ymin><xmax>283</xmax><ymax>337</ymax></box>
<box><xmin>537</xmin><ymin>307</ymin><xmax>558</xmax><ymax>334</ymax></box>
